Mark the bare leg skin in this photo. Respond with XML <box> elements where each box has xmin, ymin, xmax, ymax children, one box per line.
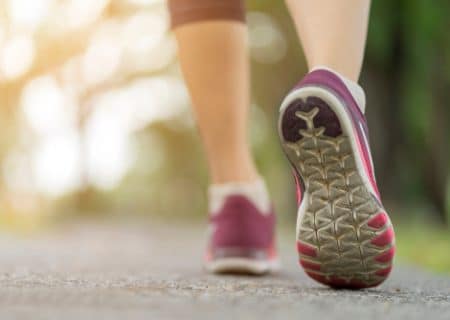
<box><xmin>285</xmin><ymin>0</ymin><xmax>371</xmax><ymax>81</ymax></box>
<box><xmin>174</xmin><ymin>21</ymin><xmax>259</xmax><ymax>184</ymax></box>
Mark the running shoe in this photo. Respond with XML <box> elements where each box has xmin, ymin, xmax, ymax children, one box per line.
<box><xmin>204</xmin><ymin>180</ymin><xmax>279</xmax><ymax>274</ymax></box>
<box><xmin>278</xmin><ymin>68</ymin><xmax>395</xmax><ymax>288</ymax></box>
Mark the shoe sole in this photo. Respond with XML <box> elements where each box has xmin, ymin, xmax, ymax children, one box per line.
<box><xmin>204</xmin><ymin>258</ymin><xmax>281</xmax><ymax>275</ymax></box>
<box><xmin>278</xmin><ymin>86</ymin><xmax>395</xmax><ymax>289</ymax></box>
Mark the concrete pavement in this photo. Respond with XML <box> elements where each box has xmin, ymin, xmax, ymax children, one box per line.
<box><xmin>0</xmin><ymin>220</ymin><xmax>448</xmax><ymax>319</ymax></box>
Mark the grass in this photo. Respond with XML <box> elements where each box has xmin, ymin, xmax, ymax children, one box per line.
<box><xmin>394</xmin><ymin>220</ymin><xmax>450</xmax><ymax>274</ymax></box>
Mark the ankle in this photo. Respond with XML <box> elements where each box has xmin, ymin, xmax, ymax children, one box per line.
<box><xmin>210</xmin><ymin>170</ymin><xmax>259</xmax><ymax>184</ymax></box>
<box><xmin>208</xmin><ymin>178</ymin><xmax>271</xmax><ymax>214</ymax></box>
<box><xmin>209</xmin><ymin>157</ymin><xmax>260</xmax><ymax>184</ymax></box>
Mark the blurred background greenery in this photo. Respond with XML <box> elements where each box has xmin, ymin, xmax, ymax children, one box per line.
<box><xmin>0</xmin><ymin>0</ymin><xmax>449</xmax><ymax>272</ymax></box>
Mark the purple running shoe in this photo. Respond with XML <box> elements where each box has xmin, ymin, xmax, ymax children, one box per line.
<box><xmin>204</xmin><ymin>180</ymin><xmax>279</xmax><ymax>274</ymax></box>
<box><xmin>278</xmin><ymin>68</ymin><xmax>395</xmax><ymax>288</ymax></box>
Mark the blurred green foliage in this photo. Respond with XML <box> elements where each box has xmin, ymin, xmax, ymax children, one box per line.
<box><xmin>240</xmin><ymin>0</ymin><xmax>450</xmax><ymax>224</ymax></box>
<box><xmin>365</xmin><ymin>0</ymin><xmax>450</xmax><ymax>222</ymax></box>
<box><xmin>395</xmin><ymin>219</ymin><xmax>450</xmax><ymax>274</ymax></box>
<box><xmin>0</xmin><ymin>0</ymin><xmax>448</xmax><ymax>228</ymax></box>
<box><xmin>109</xmin><ymin>0</ymin><xmax>450</xmax><ymax>223</ymax></box>
<box><xmin>0</xmin><ymin>0</ymin><xmax>448</xmax><ymax>273</ymax></box>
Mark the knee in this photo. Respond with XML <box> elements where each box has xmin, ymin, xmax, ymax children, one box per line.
<box><xmin>168</xmin><ymin>0</ymin><xmax>246</xmax><ymax>29</ymax></box>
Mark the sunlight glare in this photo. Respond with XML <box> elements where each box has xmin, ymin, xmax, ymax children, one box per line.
<box><xmin>7</xmin><ymin>0</ymin><xmax>53</xmax><ymax>29</ymax></box>
<box><xmin>65</xmin><ymin>0</ymin><xmax>110</xmax><ymax>29</ymax></box>
<box><xmin>127</xmin><ymin>0</ymin><xmax>164</xmax><ymax>6</ymax></box>
<box><xmin>82</xmin><ymin>36</ymin><xmax>122</xmax><ymax>86</ymax></box>
<box><xmin>0</xmin><ymin>34</ymin><xmax>35</xmax><ymax>79</ymax></box>
<box><xmin>85</xmin><ymin>107</ymin><xmax>133</xmax><ymax>190</ymax></box>
<box><xmin>21</xmin><ymin>76</ymin><xmax>77</xmax><ymax>136</ymax></box>
<box><xmin>248</xmin><ymin>12</ymin><xmax>287</xmax><ymax>64</ymax></box>
<box><xmin>121</xmin><ymin>12</ymin><xmax>170</xmax><ymax>72</ymax></box>
<box><xmin>32</xmin><ymin>132</ymin><xmax>82</xmax><ymax>196</ymax></box>
<box><xmin>82</xmin><ymin>76</ymin><xmax>189</xmax><ymax>190</ymax></box>
<box><xmin>0</xmin><ymin>26</ymin><xmax>5</xmax><ymax>48</ymax></box>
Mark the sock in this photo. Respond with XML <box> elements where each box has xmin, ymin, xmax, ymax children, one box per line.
<box><xmin>311</xmin><ymin>65</ymin><xmax>366</xmax><ymax>114</ymax></box>
<box><xmin>208</xmin><ymin>178</ymin><xmax>271</xmax><ymax>215</ymax></box>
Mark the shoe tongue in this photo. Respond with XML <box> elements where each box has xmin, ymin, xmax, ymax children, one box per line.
<box><xmin>208</xmin><ymin>178</ymin><xmax>271</xmax><ymax>215</ymax></box>
<box><xmin>311</xmin><ymin>66</ymin><xmax>366</xmax><ymax>114</ymax></box>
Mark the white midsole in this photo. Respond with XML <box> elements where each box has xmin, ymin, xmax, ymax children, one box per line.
<box><xmin>204</xmin><ymin>258</ymin><xmax>281</xmax><ymax>274</ymax></box>
<box><xmin>278</xmin><ymin>86</ymin><xmax>377</xmax><ymax>240</ymax></box>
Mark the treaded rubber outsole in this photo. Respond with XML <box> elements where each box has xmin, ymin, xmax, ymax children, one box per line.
<box><xmin>279</xmin><ymin>89</ymin><xmax>395</xmax><ymax>289</ymax></box>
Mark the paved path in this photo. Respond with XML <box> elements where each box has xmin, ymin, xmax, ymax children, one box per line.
<box><xmin>0</xmin><ymin>220</ymin><xmax>449</xmax><ymax>319</ymax></box>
